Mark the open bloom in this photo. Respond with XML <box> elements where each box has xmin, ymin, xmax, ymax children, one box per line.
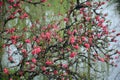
<box><xmin>31</xmin><ymin>58</ymin><xmax>37</xmax><ymax>64</ymax></box>
<box><xmin>73</xmin><ymin>44</ymin><xmax>79</xmax><ymax>50</ymax></box>
<box><xmin>25</xmin><ymin>39</ymin><xmax>31</xmax><ymax>43</ymax></box>
<box><xmin>62</xmin><ymin>64</ymin><xmax>68</xmax><ymax>68</ymax></box>
<box><xmin>53</xmin><ymin>70</ymin><xmax>58</xmax><ymax>74</ymax></box>
<box><xmin>46</xmin><ymin>60</ymin><xmax>52</xmax><ymax>65</ymax></box>
<box><xmin>84</xmin><ymin>43</ymin><xmax>90</xmax><ymax>49</ymax></box>
<box><xmin>41</xmin><ymin>66</ymin><xmax>46</xmax><ymax>71</ymax></box>
<box><xmin>32</xmin><ymin>47</ymin><xmax>41</xmax><ymax>55</ymax></box>
<box><xmin>45</xmin><ymin>32</ymin><xmax>51</xmax><ymax>40</ymax></box>
<box><xmin>81</xmin><ymin>36</ymin><xmax>86</xmax><ymax>41</ymax></box>
<box><xmin>21</xmin><ymin>49</ymin><xmax>27</xmax><ymax>53</ymax></box>
<box><xmin>70</xmin><ymin>52</ymin><xmax>77</xmax><ymax>58</ymax></box>
<box><xmin>3</xmin><ymin>68</ymin><xmax>9</xmax><ymax>74</ymax></box>
<box><xmin>70</xmin><ymin>36</ymin><xmax>75</xmax><ymax>44</ymax></box>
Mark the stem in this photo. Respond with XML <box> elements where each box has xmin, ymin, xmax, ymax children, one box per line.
<box><xmin>88</xmin><ymin>49</ymin><xmax>90</xmax><ymax>80</ymax></box>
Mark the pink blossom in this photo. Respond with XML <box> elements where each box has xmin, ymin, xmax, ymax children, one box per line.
<box><xmin>98</xmin><ymin>57</ymin><xmax>105</xmax><ymax>62</ymax></box>
<box><xmin>10</xmin><ymin>35</ymin><xmax>19</xmax><ymax>44</ymax></box>
<box><xmin>100</xmin><ymin>18</ymin><xmax>105</xmax><ymax>23</ymax></box>
<box><xmin>67</xmin><ymin>30</ymin><xmax>72</xmax><ymax>35</ymax></box>
<box><xmin>58</xmin><ymin>37</ymin><xmax>63</xmax><ymax>42</ymax></box>
<box><xmin>32</xmin><ymin>47</ymin><xmax>41</xmax><ymax>55</ymax></box>
<box><xmin>46</xmin><ymin>60</ymin><xmax>52</xmax><ymax>65</ymax></box>
<box><xmin>41</xmin><ymin>33</ymin><xmax>46</xmax><ymax>39</ymax></box>
<box><xmin>9</xmin><ymin>15</ymin><xmax>15</xmax><ymax>19</ymax></box>
<box><xmin>95</xmin><ymin>15</ymin><xmax>100</xmax><ymax>21</ymax></box>
<box><xmin>21</xmin><ymin>49</ymin><xmax>27</xmax><ymax>53</ymax></box>
<box><xmin>88</xmin><ymin>38</ymin><xmax>93</xmax><ymax>44</ymax></box>
<box><xmin>97</xmin><ymin>34</ymin><xmax>101</xmax><ymax>38</ymax></box>
<box><xmin>62</xmin><ymin>64</ymin><xmax>68</xmax><ymax>68</ymax></box>
<box><xmin>81</xmin><ymin>36</ymin><xmax>86</xmax><ymax>41</ymax></box>
<box><xmin>69</xmin><ymin>52</ymin><xmax>77</xmax><ymax>58</ymax></box>
<box><xmin>70</xmin><ymin>36</ymin><xmax>75</xmax><ymax>44</ymax></box>
<box><xmin>11</xmin><ymin>35</ymin><xmax>18</xmax><ymax>40</ymax></box>
<box><xmin>85</xmin><ymin>1</ymin><xmax>91</xmax><ymax>6</ymax></box>
<box><xmin>6</xmin><ymin>28</ymin><xmax>15</xmax><ymax>33</ymax></box>
<box><xmin>72</xmin><ymin>29</ymin><xmax>77</xmax><ymax>34</ymax></box>
<box><xmin>73</xmin><ymin>44</ymin><xmax>79</xmax><ymax>50</ymax></box>
<box><xmin>31</xmin><ymin>58</ymin><xmax>37</xmax><ymax>64</ymax></box>
<box><xmin>13</xmin><ymin>3</ymin><xmax>19</xmax><ymax>7</ymax></box>
<box><xmin>53</xmin><ymin>70</ymin><xmax>58</xmax><ymax>74</ymax></box>
<box><xmin>41</xmin><ymin>66</ymin><xmax>46</xmax><ymax>71</ymax></box>
<box><xmin>64</xmin><ymin>18</ymin><xmax>68</xmax><ymax>22</ymax></box>
<box><xmin>84</xmin><ymin>43</ymin><xmax>90</xmax><ymax>49</ymax></box>
<box><xmin>3</xmin><ymin>68</ymin><xmax>9</xmax><ymax>74</ymax></box>
<box><xmin>11</xmin><ymin>40</ymin><xmax>16</xmax><ymax>44</ymax></box>
<box><xmin>20</xmin><ymin>13</ymin><xmax>28</xmax><ymax>19</ymax></box>
<box><xmin>25</xmin><ymin>39</ymin><xmax>31</xmax><ymax>43</ymax></box>
<box><xmin>8</xmin><ymin>5</ymin><xmax>13</xmax><ymax>9</ymax></box>
<box><xmin>45</xmin><ymin>32</ymin><xmax>51</xmax><ymax>40</ymax></box>
<box><xmin>86</xmin><ymin>17</ymin><xmax>91</xmax><ymax>21</ymax></box>
<box><xmin>25</xmin><ymin>62</ymin><xmax>30</xmax><ymax>65</ymax></box>
<box><xmin>80</xmin><ymin>10</ymin><xmax>83</xmax><ymax>14</ymax></box>
<box><xmin>23</xmin><ymin>13</ymin><xmax>28</xmax><ymax>18</ymax></box>
<box><xmin>97</xmin><ymin>22</ymin><xmax>102</xmax><ymax>27</ymax></box>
